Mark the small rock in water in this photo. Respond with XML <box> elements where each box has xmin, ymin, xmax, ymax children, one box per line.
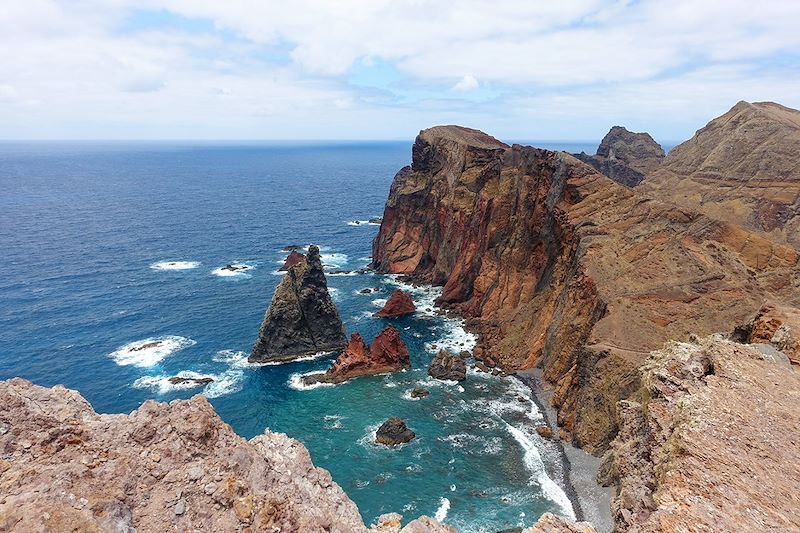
<box><xmin>410</xmin><ymin>387</ymin><xmax>429</xmax><ymax>399</ymax></box>
<box><xmin>428</xmin><ymin>350</ymin><xmax>467</xmax><ymax>381</ymax></box>
<box><xmin>375</xmin><ymin>417</ymin><xmax>415</xmax><ymax>446</ymax></box>
<box><xmin>168</xmin><ymin>376</ymin><xmax>214</xmax><ymax>386</ymax></box>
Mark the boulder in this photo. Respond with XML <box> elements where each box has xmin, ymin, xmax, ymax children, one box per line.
<box><xmin>410</xmin><ymin>387</ymin><xmax>429</xmax><ymax>399</ymax></box>
<box><xmin>279</xmin><ymin>250</ymin><xmax>306</xmax><ymax>271</ymax></box>
<box><xmin>375</xmin><ymin>417</ymin><xmax>415</xmax><ymax>446</ymax></box>
<box><xmin>375</xmin><ymin>290</ymin><xmax>416</xmax><ymax>318</ymax></box>
<box><xmin>250</xmin><ymin>245</ymin><xmax>347</xmax><ymax>363</ymax></box>
<box><xmin>428</xmin><ymin>350</ymin><xmax>466</xmax><ymax>381</ymax></box>
<box><xmin>302</xmin><ymin>327</ymin><xmax>410</xmax><ymax>385</ymax></box>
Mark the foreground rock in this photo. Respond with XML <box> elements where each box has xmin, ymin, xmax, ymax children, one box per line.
<box><xmin>303</xmin><ymin>327</ymin><xmax>410</xmax><ymax>385</ymax></box>
<box><xmin>574</xmin><ymin>126</ymin><xmax>664</xmax><ymax>187</ymax></box>
<box><xmin>605</xmin><ymin>335</ymin><xmax>800</xmax><ymax>531</ymax></box>
<box><xmin>523</xmin><ymin>512</ymin><xmax>596</xmax><ymax>532</ymax></box>
<box><xmin>375</xmin><ymin>417</ymin><xmax>415</xmax><ymax>446</ymax></box>
<box><xmin>250</xmin><ymin>245</ymin><xmax>347</xmax><ymax>363</ymax></box>
<box><xmin>427</xmin><ymin>350</ymin><xmax>466</xmax><ymax>381</ymax></box>
<box><xmin>642</xmin><ymin>101</ymin><xmax>800</xmax><ymax>247</ymax></box>
<box><xmin>375</xmin><ymin>289</ymin><xmax>416</xmax><ymax>318</ymax></box>
<box><xmin>372</xmin><ymin>124</ymin><xmax>799</xmax><ymax>453</ymax></box>
<box><xmin>279</xmin><ymin>250</ymin><xmax>306</xmax><ymax>271</ymax></box>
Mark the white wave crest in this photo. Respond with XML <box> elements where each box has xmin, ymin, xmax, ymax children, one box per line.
<box><xmin>211</xmin><ymin>263</ymin><xmax>255</xmax><ymax>277</ymax></box>
<box><xmin>321</xmin><ymin>252</ymin><xmax>348</xmax><ymax>269</ymax></box>
<box><xmin>109</xmin><ymin>336</ymin><xmax>195</xmax><ymax>367</ymax></box>
<box><xmin>434</xmin><ymin>497</ymin><xmax>450</xmax><ymax>522</ymax></box>
<box><xmin>347</xmin><ymin>220</ymin><xmax>382</xmax><ymax>227</ymax></box>
<box><xmin>287</xmin><ymin>371</ymin><xmax>335</xmax><ymax>391</ymax></box>
<box><xmin>150</xmin><ymin>261</ymin><xmax>200</xmax><ymax>271</ymax></box>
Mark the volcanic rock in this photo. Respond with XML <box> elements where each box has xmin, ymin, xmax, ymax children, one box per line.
<box><xmin>279</xmin><ymin>250</ymin><xmax>306</xmax><ymax>271</ymax></box>
<box><xmin>302</xmin><ymin>327</ymin><xmax>410</xmax><ymax>385</ymax></box>
<box><xmin>522</xmin><ymin>513</ymin><xmax>597</xmax><ymax>532</ymax></box>
<box><xmin>250</xmin><ymin>245</ymin><xmax>347</xmax><ymax>363</ymax></box>
<box><xmin>167</xmin><ymin>376</ymin><xmax>214</xmax><ymax>386</ymax></box>
<box><xmin>732</xmin><ymin>303</ymin><xmax>800</xmax><ymax>366</ymax></box>
<box><xmin>428</xmin><ymin>350</ymin><xmax>466</xmax><ymax>381</ymax></box>
<box><xmin>574</xmin><ymin>126</ymin><xmax>665</xmax><ymax>187</ymax></box>
<box><xmin>643</xmin><ymin>101</ymin><xmax>800</xmax><ymax>247</ymax></box>
<box><xmin>410</xmin><ymin>387</ymin><xmax>429</xmax><ymax>398</ymax></box>
<box><xmin>606</xmin><ymin>335</ymin><xmax>800</xmax><ymax>532</ymax></box>
<box><xmin>375</xmin><ymin>417</ymin><xmax>415</xmax><ymax>446</ymax></box>
<box><xmin>371</xmin><ymin>124</ymin><xmax>799</xmax><ymax>453</ymax></box>
<box><xmin>375</xmin><ymin>289</ymin><xmax>416</xmax><ymax>318</ymax></box>
<box><xmin>535</xmin><ymin>426</ymin><xmax>554</xmax><ymax>439</ymax></box>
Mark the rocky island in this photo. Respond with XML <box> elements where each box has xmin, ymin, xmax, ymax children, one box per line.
<box><xmin>250</xmin><ymin>245</ymin><xmax>348</xmax><ymax>363</ymax></box>
<box><xmin>375</xmin><ymin>289</ymin><xmax>417</xmax><ymax>318</ymax></box>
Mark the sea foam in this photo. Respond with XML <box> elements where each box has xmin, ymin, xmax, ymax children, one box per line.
<box><xmin>109</xmin><ymin>336</ymin><xmax>195</xmax><ymax>367</ymax></box>
<box><xmin>150</xmin><ymin>261</ymin><xmax>200</xmax><ymax>271</ymax></box>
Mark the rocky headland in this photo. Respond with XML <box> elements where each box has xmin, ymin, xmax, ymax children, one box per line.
<box><xmin>573</xmin><ymin>126</ymin><xmax>665</xmax><ymax>187</ymax></box>
<box><xmin>375</xmin><ymin>289</ymin><xmax>417</xmax><ymax>318</ymax></box>
<box><xmin>302</xmin><ymin>326</ymin><xmax>410</xmax><ymax>385</ymax></box>
<box><xmin>250</xmin><ymin>245</ymin><xmax>347</xmax><ymax>363</ymax></box>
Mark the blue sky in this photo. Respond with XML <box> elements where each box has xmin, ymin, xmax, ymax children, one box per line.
<box><xmin>1</xmin><ymin>1</ymin><xmax>799</xmax><ymax>142</ymax></box>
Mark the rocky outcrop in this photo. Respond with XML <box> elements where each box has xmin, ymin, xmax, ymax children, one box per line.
<box><xmin>372</xmin><ymin>124</ymin><xmax>800</xmax><ymax>453</ymax></box>
<box><xmin>0</xmin><ymin>378</ymin><xmax>451</xmax><ymax>532</ymax></box>
<box><xmin>642</xmin><ymin>101</ymin><xmax>800</xmax><ymax>247</ymax></box>
<box><xmin>574</xmin><ymin>126</ymin><xmax>664</xmax><ymax>187</ymax></box>
<box><xmin>375</xmin><ymin>417</ymin><xmax>416</xmax><ymax>446</ymax></box>
<box><xmin>605</xmin><ymin>335</ymin><xmax>800</xmax><ymax>532</ymax></box>
<box><xmin>279</xmin><ymin>250</ymin><xmax>306</xmax><ymax>271</ymax></box>
<box><xmin>523</xmin><ymin>512</ymin><xmax>597</xmax><ymax>532</ymax></box>
<box><xmin>168</xmin><ymin>376</ymin><xmax>214</xmax><ymax>386</ymax></box>
<box><xmin>427</xmin><ymin>350</ymin><xmax>466</xmax><ymax>381</ymax></box>
<box><xmin>732</xmin><ymin>303</ymin><xmax>800</xmax><ymax>366</ymax></box>
<box><xmin>302</xmin><ymin>327</ymin><xmax>410</xmax><ymax>385</ymax></box>
<box><xmin>375</xmin><ymin>290</ymin><xmax>416</xmax><ymax>318</ymax></box>
<box><xmin>250</xmin><ymin>245</ymin><xmax>347</xmax><ymax>363</ymax></box>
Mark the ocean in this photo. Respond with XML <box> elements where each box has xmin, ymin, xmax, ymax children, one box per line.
<box><xmin>0</xmin><ymin>140</ymin><xmax>599</xmax><ymax>531</ymax></box>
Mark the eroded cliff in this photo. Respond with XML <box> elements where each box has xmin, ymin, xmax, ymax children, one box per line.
<box><xmin>372</xmin><ymin>125</ymin><xmax>800</xmax><ymax>453</ymax></box>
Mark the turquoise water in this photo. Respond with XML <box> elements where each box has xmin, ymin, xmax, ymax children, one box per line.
<box><xmin>0</xmin><ymin>141</ymin><xmax>593</xmax><ymax>531</ymax></box>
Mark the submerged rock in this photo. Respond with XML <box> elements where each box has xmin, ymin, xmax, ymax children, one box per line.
<box><xmin>428</xmin><ymin>350</ymin><xmax>466</xmax><ymax>381</ymax></box>
<box><xmin>375</xmin><ymin>417</ymin><xmax>415</xmax><ymax>446</ymax></box>
<box><xmin>303</xmin><ymin>327</ymin><xmax>410</xmax><ymax>385</ymax></box>
<box><xmin>375</xmin><ymin>290</ymin><xmax>416</xmax><ymax>318</ymax></box>
<box><xmin>279</xmin><ymin>250</ymin><xmax>306</xmax><ymax>271</ymax></box>
<box><xmin>250</xmin><ymin>245</ymin><xmax>347</xmax><ymax>363</ymax></box>
<box><xmin>167</xmin><ymin>376</ymin><xmax>213</xmax><ymax>386</ymax></box>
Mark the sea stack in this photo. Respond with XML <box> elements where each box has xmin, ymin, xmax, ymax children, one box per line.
<box><xmin>573</xmin><ymin>125</ymin><xmax>665</xmax><ymax>187</ymax></box>
<box><xmin>428</xmin><ymin>350</ymin><xmax>467</xmax><ymax>381</ymax></box>
<box><xmin>279</xmin><ymin>250</ymin><xmax>306</xmax><ymax>271</ymax></box>
<box><xmin>302</xmin><ymin>326</ymin><xmax>410</xmax><ymax>385</ymax></box>
<box><xmin>250</xmin><ymin>245</ymin><xmax>347</xmax><ymax>363</ymax></box>
<box><xmin>374</xmin><ymin>289</ymin><xmax>416</xmax><ymax>318</ymax></box>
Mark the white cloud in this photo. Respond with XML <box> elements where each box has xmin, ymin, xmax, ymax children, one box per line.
<box><xmin>452</xmin><ymin>75</ymin><xmax>479</xmax><ymax>92</ymax></box>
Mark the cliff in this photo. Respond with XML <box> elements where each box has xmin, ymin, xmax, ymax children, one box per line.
<box><xmin>604</xmin><ymin>335</ymin><xmax>800</xmax><ymax>532</ymax></box>
<box><xmin>251</xmin><ymin>245</ymin><xmax>347</xmax><ymax>363</ymax></box>
<box><xmin>0</xmin><ymin>378</ymin><xmax>454</xmax><ymax>533</ymax></box>
<box><xmin>574</xmin><ymin>126</ymin><xmax>664</xmax><ymax>187</ymax></box>
<box><xmin>372</xmin><ymin>125</ymin><xmax>800</xmax><ymax>453</ymax></box>
<box><xmin>642</xmin><ymin>101</ymin><xmax>800</xmax><ymax>247</ymax></box>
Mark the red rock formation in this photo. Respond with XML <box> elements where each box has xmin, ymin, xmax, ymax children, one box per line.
<box><xmin>279</xmin><ymin>250</ymin><xmax>306</xmax><ymax>271</ymax></box>
<box><xmin>371</xmin><ymin>124</ymin><xmax>800</xmax><ymax>453</ymax></box>
<box><xmin>303</xmin><ymin>327</ymin><xmax>410</xmax><ymax>385</ymax></box>
<box><xmin>374</xmin><ymin>289</ymin><xmax>416</xmax><ymax>318</ymax></box>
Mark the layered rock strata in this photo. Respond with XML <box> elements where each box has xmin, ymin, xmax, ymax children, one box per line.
<box><xmin>604</xmin><ymin>335</ymin><xmax>800</xmax><ymax>532</ymax></box>
<box><xmin>574</xmin><ymin>126</ymin><xmax>664</xmax><ymax>187</ymax></box>
<box><xmin>642</xmin><ymin>101</ymin><xmax>800</xmax><ymax>247</ymax></box>
<box><xmin>250</xmin><ymin>245</ymin><xmax>347</xmax><ymax>363</ymax></box>
<box><xmin>302</xmin><ymin>326</ymin><xmax>410</xmax><ymax>385</ymax></box>
<box><xmin>372</xmin><ymin>124</ymin><xmax>800</xmax><ymax>453</ymax></box>
<box><xmin>375</xmin><ymin>289</ymin><xmax>417</xmax><ymax>318</ymax></box>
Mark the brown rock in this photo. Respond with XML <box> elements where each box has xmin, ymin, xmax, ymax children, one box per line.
<box><xmin>374</xmin><ymin>290</ymin><xmax>416</xmax><ymax>318</ymax></box>
<box><xmin>574</xmin><ymin>126</ymin><xmax>665</xmax><ymax>187</ymax></box>
<box><xmin>607</xmin><ymin>335</ymin><xmax>800</xmax><ymax>532</ymax></box>
<box><xmin>522</xmin><ymin>512</ymin><xmax>596</xmax><ymax>532</ymax></box>
<box><xmin>535</xmin><ymin>426</ymin><xmax>554</xmax><ymax>439</ymax></box>
<box><xmin>303</xmin><ymin>327</ymin><xmax>410</xmax><ymax>385</ymax></box>
<box><xmin>371</xmin><ymin>124</ymin><xmax>798</xmax><ymax>453</ymax></box>
<box><xmin>167</xmin><ymin>376</ymin><xmax>213</xmax><ymax>386</ymax></box>
<box><xmin>410</xmin><ymin>387</ymin><xmax>429</xmax><ymax>398</ymax></box>
<box><xmin>375</xmin><ymin>417</ymin><xmax>415</xmax><ymax>446</ymax></box>
<box><xmin>427</xmin><ymin>350</ymin><xmax>466</xmax><ymax>381</ymax></box>
<box><xmin>732</xmin><ymin>303</ymin><xmax>800</xmax><ymax>366</ymax></box>
<box><xmin>279</xmin><ymin>250</ymin><xmax>306</xmax><ymax>271</ymax></box>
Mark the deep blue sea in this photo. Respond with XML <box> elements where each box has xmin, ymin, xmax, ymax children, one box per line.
<box><xmin>0</xmin><ymin>140</ymin><xmax>600</xmax><ymax>532</ymax></box>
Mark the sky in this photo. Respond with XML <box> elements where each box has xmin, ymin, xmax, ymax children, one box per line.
<box><xmin>1</xmin><ymin>0</ymin><xmax>799</xmax><ymax>142</ymax></box>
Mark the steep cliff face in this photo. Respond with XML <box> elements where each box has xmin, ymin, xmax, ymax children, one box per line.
<box><xmin>0</xmin><ymin>379</ymin><xmax>455</xmax><ymax>533</ymax></box>
<box><xmin>574</xmin><ymin>126</ymin><xmax>664</xmax><ymax>187</ymax></box>
<box><xmin>372</xmin><ymin>125</ymin><xmax>800</xmax><ymax>453</ymax></box>
<box><xmin>643</xmin><ymin>101</ymin><xmax>800</xmax><ymax>247</ymax></box>
<box><xmin>605</xmin><ymin>336</ymin><xmax>800</xmax><ymax>532</ymax></box>
<box><xmin>251</xmin><ymin>245</ymin><xmax>347</xmax><ymax>363</ymax></box>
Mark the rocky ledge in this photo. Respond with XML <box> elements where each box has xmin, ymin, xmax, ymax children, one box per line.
<box><xmin>603</xmin><ymin>335</ymin><xmax>800</xmax><ymax>531</ymax></box>
<box><xmin>302</xmin><ymin>326</ymin><xmax>410</xmax><ymax>385</ymax></box>
<box><xmin>573</xmin><ymin>126</ymin><xmax>664</xmax><ymax>187</ymax></box>
<box><xmin>250</xmin><ymin>245</ymin><xmax>347</xmax><ymax>363</ymax></box>
<box><xmin>375</xmin><ymin>289</ymin><xmax>416</xmax><ymax>318</ymax></box>
<box><xmin>0</xmin><ymin>378</ymin><xmax>457</xmax><ymax>532</ymax></box>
